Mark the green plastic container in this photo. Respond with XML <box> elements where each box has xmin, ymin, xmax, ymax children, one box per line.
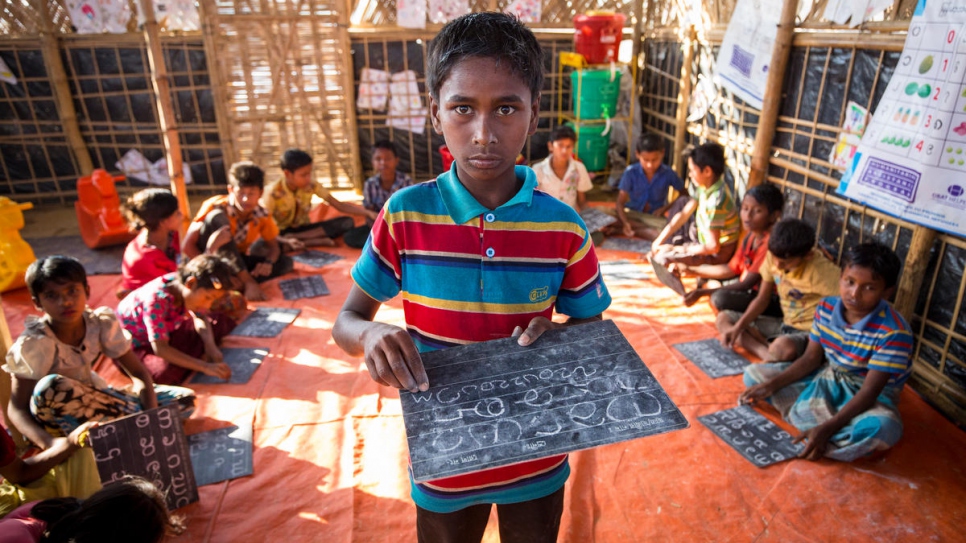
<box><xmin>572</xmin><ymin>122</ymin><xmax>610</xmax><ymax>172</ymax></box>
<box><xmin>571</xmin><ymin>68</ymin><xmax>622</xmax><ymax>120</ymax></box>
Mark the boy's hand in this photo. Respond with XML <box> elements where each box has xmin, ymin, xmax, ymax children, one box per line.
<box><xmin>205</xmin><ymin>346</ymin><xmax>224</xmax><ymax>365</ymax></box>
<box><xmin>720</xmin><ymin>324</ymin><xmax>742</xmax><ymax>348</ymax></box>
<box><xmin>204</xmin><ymin>362</ymin><xmax>232</xmax><ymax>381</ymax></box>
<box><xmin>793</xmin><ymin>424</ymin><xmax>834</xmax><ymax>460</ymax></box>
<box><xmin>244</xmin><ymin>280</ymin><xmax>267</xmax><ymax>302</ymax></box>
<box><xmin>622</xmin><ymin>223</ymin><xmax>634</xmax><ymax>237</ymax></box>
<box><xmin>279</xmin><ymin>235</ymin><xmax>305</xmax><ymax>252</ymax></box>
<box><xmin>738</xmin><ymin>382</ymin><xmax>773</xmax><ymax>405</ymax></box>
<box><xmin>683</xmin><ymin>289</ymin><xmax>705</xmax><ymax>307</ymax></box>
<box><xmin>513</xmin><ymin>317</ymin><xmax>560</xmax><ymax>347</ymax></box>
<box><xmin>251</xmin><ymin>261</ymin><xmax>273</xmax><ymax>278</ymax></box>
<box><xmin>362</xmin><ymin>322</ymin><xmax>428</xmax><ymax>392</ymax></box>
<box><xmin>67</xmin><ymin>420</ymin><xmax>99</xmax><ymax>448</ymax></box>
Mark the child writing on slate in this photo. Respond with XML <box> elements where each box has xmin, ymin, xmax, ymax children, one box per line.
<box><xmin>118</xmin><ymin>188</ymin><xmax>182</xmax><ymax>300</ymax></box>
<box><xmin>116</xmin><ymin>254</ymin><xmax>234</xmax><ymax>385</ymax></box>
<box><xmin>740</xmin><ymin>242</ymin><xmax>913</xmax><ymax>461</ymax></box>
<box><xmin>333</xmin><ymin>13</ymin><xmax>611</xmax><ymax>543</ymax></box>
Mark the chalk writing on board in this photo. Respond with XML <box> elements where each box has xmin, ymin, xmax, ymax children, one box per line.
<box><xmin>188</xmin><ymin>422</ymin><xmax>254</xmax><ymax>487</ymax></box>
<box><xmin>579</xmin><ymin>208</ymin><xmax>618</xmax><ymax>233</ymax></box>
<box><xmin>673</xmin><ymin>338</ymin><xmax>750</xmax><ymax>378</ymax></box>
<box><xmin>291</xmin><ymin>250</ymin><xmax>343</xmax><ymax>268</ymax></box>
<box><xmin>279</xmin><ymin>275</ymin><xmax>330</xmax><ymax>300</ymax></box>
<box><xmin>229</xmin><ymin>307</ymin><xmax>300</xmax><ymax>338</ymax></box>
<box><xmin>89</xmin><ymin>405</ymin><xmax>198</xmax><ymax>510</ymax></box>
<box><xmin>698</xmin><ymin>405</ymin><xmax>804</xmax><ymax>467</ymax></box>
<box><xmin>191</xmin><ymin>347</ymin><xmax>268</xmax><ymax>385</ymax></box>
<box><xmin>399</xmin><ymin>320</ymin><xmax>689</xmax><ymax>482</ymax></box>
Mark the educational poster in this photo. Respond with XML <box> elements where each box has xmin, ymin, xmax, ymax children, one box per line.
<box><xmin>714</xmin><ymin>0</ymin><xmax>780</xmax><ymax>110</ymax></box>
<box><xmin>357</xmin><ymin>68</ymin><xmax>390</xmax><ymax>111</ymax></box>
<box><xmin>428</xmin><ymin>0</ymin><xmax>469</xmax><ymax>24</ymax></box>
<box><xmin>388</xmin><ymin>70</ymin><xmax>427</xmax><ymax>134</ymax></box>
<box><xmin>839</xmin><ymin>0</ymin><xmax>966</xmax><ymax>237</ymax></box>
<box><xmin>66</xmin><ymin>0</ymin><xmax>132</xmax><ymax>34</ymax></box>
<box><xmin>505</xmin><ymin>0</ymin><xmax>542</xmax><ymax>23</ymax></box>
<box><xmin>829</xmin><ymin>101</ymin><xmax>869</xmax><ymax>169</ymax></box>
<box><xmin>397</xmin><ymin>0</ymin><xmax>427</xmax><ymax>30</ymax></box>
<box><xmin>823</xmin><ymin>0</ymin><xmax>892</xmax><ymax>27</ymax></box>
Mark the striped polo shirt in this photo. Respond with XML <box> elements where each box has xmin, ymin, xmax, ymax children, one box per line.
<box><xmin>689</xmin><ymin>178</ymin><xmax>740</xmax><ymax>247</ymax></box>
<box><xmin>351</xmin><ymin>165</ymin><xmax>611</xmax><ymax>513</ymax></box>
<box><xmin>809</xmin><ymin>297</ymin><xmax>914</xmax><ymax>387</ymax></box>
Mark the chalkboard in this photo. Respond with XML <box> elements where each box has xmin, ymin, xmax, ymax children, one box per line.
<box><xmin>650</xmin><ymin>260</ymin><xmax>686</xmax><ymax>296</ymax></box>
<box><xmin>190</xmin><ymin>347</ymin><xmax>268</xmax><ymax>385</ymax></box>
<box><xmin>399</xmin><ymin>319</ymin><xmax>689</xmax><ymax>482</ymax></box>
<box><xmin>579</xmin><ymin>208</ymin><xmax>618</xmax><ymax>233</ymax></box>
<box><xmin>673</xmin><ymin>338</ymin><xmax>750</xmax><ymax>378</ymax></box>
<box><xmin>188</xmin><ymin>422</ymin><xmax>254</xmax><ymax>487</ymax></box>
<box><xmin>698</xmin><ymin>405</ymin><xmax>804</xmax><ymax>467</ymax></box>
<box><xmin>229</xmin><ymin>307</ymin><xmax>300</xmax><ymax>338</ymax></box>
<box><xmin>89</xmin><ymin>405</ymin><xmax>198</xmax><ymax>510</ymax></box>
<box><xmin>279</xmin><ymin>275</ymin><xmax>330</xmax><ymax>300</ymax></box>
<box><xmin>291</xmin><ymin>250</ymin><xmax>343</xmax><ymax>268</ymax></box>
<box><xmin>601</xmin><ymin>237</ymin><xmax>652</xmax><ymax>254</ymax></box>
<box><xmin>600</xmin><ymin>260</ymin><xmax>648</xmax><ymax>283</ymax></box>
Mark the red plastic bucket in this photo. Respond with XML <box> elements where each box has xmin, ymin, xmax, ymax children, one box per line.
<box><xmin>573</xmin><ymin>12</ymin><xmax>626</xmax><ymax>65</ymax></box>
<box><xmin>439</xmin><ymin>145</ymin><xmax>454</xmax><ymax>171</ymax></box>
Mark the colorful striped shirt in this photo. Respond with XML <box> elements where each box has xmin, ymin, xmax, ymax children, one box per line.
<box><xmin>362</xmin><ymin>170</ymin><xmax>414</xmax><ymax>213</ymax></box>
<box><xmin>809</xmin><ymin>297</ymin><xmax>914</xmax><ymax>387</ymax></box>
<box><xmin>351</xmin><ymin>165</ymin><xmax>611</xmax><ymax>513</ymax></box>
<box><xmin>689</xmin><ymin>178</ymin><xmax>740</xmax><ymax>247</ymax></box>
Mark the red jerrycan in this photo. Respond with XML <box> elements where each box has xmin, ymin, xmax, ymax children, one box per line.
<box><xmin>75</xmin><ymin>169</ymin><xmax>135</xmax><ymax>249</ymax></box>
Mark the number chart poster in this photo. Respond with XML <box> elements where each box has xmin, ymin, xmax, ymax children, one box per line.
<box><xmin>840</xmin><ymin>0</ymin><xmax>966</xmax><ymax>236</ymax></box>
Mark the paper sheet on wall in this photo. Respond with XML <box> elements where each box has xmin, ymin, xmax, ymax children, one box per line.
<box><xmin>66</xmin><ymin>0</ymin><xmax>131</xmax><ymax>34</ymax></box>
<box><xmin>136</xmin><ymin>0</ymin><xmax>200</xmax><ymax>31</ymax></box>
<box><xmin>0</xmin><ymin>57</ymin><xmax>17</xmax><ymax>85</ymax></box>
<box><xmin>713</xmin><ymin>0</ymin><xmax>779</xmax><ymax>110</ymax></box>
<box><xmin>829</xmin><ymin>101</ymin><xmax>869</xmax><ymax>168</ymax></box>
<box><xmin>388</xmin><ymin>71</ymin><xmax>427</xmax><ymax>135</ymax></box>
<box><xmin>397</xmin><ymin>0</ymin><xmax>427</xmax><ymax>30</ymax></box>
<box><xmin>357</xmin><ymin>68</ymin><xmax>390</xmax><ymax>111</ymax></box>
<box><xmin>839</xmin><ymin>0</ymin><xmax>966</xmax><ymax>237</ymax></box>
<box><xmin>505</xmin><ymin>0</ymin><xmax>542</xmax><ymax>23</ymax></box>
<box><xmin>428</xmin><ymin>0</ymin><xmax>469</xmax><ymax>24</ymax></box>
<box><xmin>824</xmin><ymin>0</ymin><xmax>893</xmax><ymax>27</ymax></box>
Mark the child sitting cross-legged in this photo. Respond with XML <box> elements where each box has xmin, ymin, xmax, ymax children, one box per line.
<box><xmin>739</xmin><ymin>242</ymin><xmax>913</xmax><ymax>461</ymax></box>
<box><xmin>343</xmin><ymin>140</ymin><xmax>415</xmax><ymax>248</ymax></box>
<box><xmin>117</xmin><ymin>188</ymin><xmax>183</xmax><ymax>300</ymax></box>
<box><xmin>532</xmin><ymin>125</ymin><xmax>593</xmax><ymax>212</ymax></box>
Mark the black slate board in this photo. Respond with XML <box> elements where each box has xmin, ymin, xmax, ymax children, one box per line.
<box><xmin>279</xmin><ymin>275</ymin><xmax>330</xmax><ymax>300</ymax></box>
<box><xmin>399</xmin><ymin>319</ymin><xmax>689</xmax><ymax>482</ymax></box>
<box><xmin>650</xmin><ymin>260</ymin><xmax>686</xmax><ymax>296</ymax></box>
<box><xmin>190</xmin><ymin>347</ymin><xmax>268</xmax><ymax>385</ymax></box>
<box><xmin>89</xmin><ymin>405</ymin><xmax>198</xmax><ymax>510</ymax></box>
<box><xmin>229</xmin><ymin>307</ymin><xmax>300</xmax><ymax>338</ymax></box>
<box><xmin>188</xmin><ymin>422</ymin><xmax>254</xmax><ymax>487</ymax></box>
<box><xmin>601</xmin><ymin>237</ymin><xmax>652</xmax><ymax>254</ymax></box>
<box><xmin>291</xmin><ymin>250</ymin><xmax>343</xmax><ymax>268</ymax></box>
<box><xmin>579</xmin><ymin>208</ymin><xmax>618</xmax><ymax>233</ymax></box>
<box><xmin>26</xmin><ymin>235</ymin><xmax>125</xmax><ymax>275</ymax></box>
<box><xmin>673</xmin><ymin>338</ymin><xmax>751</xmax><ymax>378</ymax></box>
<box><xmin>600</xmin><ymin>260</ymin><xmax>648</xmax><ymax>282</ymax></box>
<box><xmin>698</xmin><ymin>405</ymin><xmax>804</xmax><ymax>467</ymax></box>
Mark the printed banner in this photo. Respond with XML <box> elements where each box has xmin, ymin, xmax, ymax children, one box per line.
<box><xmin>428</xmin><ymin>0</ymin><xmax>469</xmax><ymax>24</ymax></box>
<box><xmin>714</xmin><ymin>0</ymin><xmax>780</xmax><ymax>110</ymax></box>
<box><xmin>397</xmin><ymin>0</ymin><xmax>427</xmax><ymax>30</ymax></box>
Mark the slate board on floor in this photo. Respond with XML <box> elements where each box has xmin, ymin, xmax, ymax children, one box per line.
<box><xmin>279</xmin><ymin>275</ymin><xmax>330</xmax><ymax>300</ymax></box>
<box><xmin>579</xmin><ymin>208</ymin><xmax>618</xmax><ymax>233</ymax></box>
<box><xmin>650</xmin><ymin>260</ymin><xmax>686</xmax><ymax>296</ymax></box>
<box><xmin>673</xmin><ymin>338</ymin><xmax>750</xmax><ymax>378</ymax></box>
<box><xmin>229</xmin><ymin>307</ymin><xmax>300</xmax><ymax>338</ymax></box>
<box><xmin>698</xmin><ymin>405</ymin><xmax>805</xmax><ymax>467</ymax></box>
<box><xmin>188</xmin><ymin>422</ymin><xmax>254</xmax><ymax>487</ymax></box>
<box><xmin>291</xmin><ymin>250</ymin><xmax>343</xmax><ymax>268</ymax></box>
<box><xmin>601</xmin><ymin>237</ymin><xmax>652</xmax><ymax>254</ymax></box>
<box><xmin>600</xmin><ymin>260</ymin><xmax>648</xmax><ymax>282</ymax></box>
<box><xmin>399</xmin><ymin>319</ymin><xmax>690</xmax><ymax>483</ymax></box>
<box><xmin>190</xmin><ymin>347</ymin><xmax>268</xmax><ymax>385</ymax></box>
<box><xmin>26</xmin><ymin>235</ymin><xmax>125</xmax><ymax>275</ymax></box>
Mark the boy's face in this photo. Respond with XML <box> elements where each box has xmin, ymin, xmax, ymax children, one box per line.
<box><xmin>740</xmin><ymin>195</ymin><xmax>778</xmax><ymax>233</ymax></box>
<box><xmin>35</xmin><ymin>280</ymin><xmax>89</xmax><ymax>326</ymax></box>
<box><xmin>161</xmin><ymin>208</ymin><xmax>184</xmax><ymax>232</ymax></box>
<box><xmin>372</xmin><ymin>148</ymin><xmax>399</xmax><ymax>179</ymax></box>
<box><xmin>687</xmin><ymin>158</ymin><xmax>716</xmax><ymax>188</ymax></box>
<box><xmin>839</xmin><ymin>264</ymin><xmax>890</xmax><ymax>318</ymax></box>
<box><xmin>637</xmin><ymin>150</ymin><xmax>664</xmax><ymax>178</ymax></box>
<box><xmin>430</xmin><ymin>56</ymin><xmax>539</xmax><ymax>190</ymax></box>
<box><xmin>283</xmin><ymin>164</ymin><xmax>313</xmax><ymax>190</ymax></box>
<box><xmin>228</xmin><ymin>184</ymin><xmax>263</xmax><ymax>214</ymax></box>
<box><xmin>548</xmin><ymin>137</ymin><xmax>575</xmax><ymax>164</ymax></box>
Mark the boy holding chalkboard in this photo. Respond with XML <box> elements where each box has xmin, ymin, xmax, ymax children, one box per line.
<box><xmin>333</xmin><ymin>12</ymin><xmax>611</xmax><ymax>543</ymax></box>
<box><xmin>739</xmin><ymin>242</ymin><xmax>913</xmax><ymax>461</ymax></box>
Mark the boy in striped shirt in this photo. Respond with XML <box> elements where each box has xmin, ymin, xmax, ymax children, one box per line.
<box><xmin>333</xmin><ymin>12</ymin><xmax>611</xmax><ymax>543</ymax></box>
<box><xmin>739</xmin><ymin>241</ymin><xmax>914</xmax><ymax>461</ymax></box>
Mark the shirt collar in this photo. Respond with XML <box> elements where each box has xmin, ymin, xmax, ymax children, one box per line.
<box><xmin>437</xmin><ymin>164</ymin><xmax>537</xmax><ymax>224</ymax></box>
<box><xmin>696</xmin><ymin>178</ymin><xmax>724</xmax><ymax>195</ymax></box>
<box><xmin>831</xmin><ymin>297</ymin><xmax>888</xmax><ymax>330</ymax></box>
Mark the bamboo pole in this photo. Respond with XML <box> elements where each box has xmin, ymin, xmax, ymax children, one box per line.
<box><xmin>893</xmin><ymin>227</ymin><xmax>938</xmax><ymax>322</ymax></box>
<box><xmin>139</xmin><ymin>0</ymin><xmax>190</xmax><ymax>235</ymax></box>
<box><xmin>672</xmin><ymin>25</ymin><xmax>696</xmax><ymax>177</ymax></box>
<box><xmin>341</xmin><ymin>0</ymin><xmax>363</xmax><ymax>191</ymax></box>
<box><xmin>198</xmin><ymin>0</ymin><xmax>238</xmax><ymax>172</ymax></box>
<box><xmin>747</xmin><ymin>0</ymin><xmax>800</xmax><ymax>189</ymax></box>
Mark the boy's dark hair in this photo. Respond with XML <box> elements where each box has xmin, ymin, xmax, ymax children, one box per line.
<box><xmin>280</xmin><ymin>149</ymin><xmax>313</xmax><ymax>172</ymax></box>
<box><xmin>178</xmin><ymin>254</ymin><xmax>235</xmax><ymax>291</ymax></box>
<box><xmin>426</xmin><ymin>12</ymin><xmax>543</xmax><ymax>102</ymax></box>
<box><xmin>685</xmin><ymin>142</ymin><xmax>726</xmax><ymax>180</ymax></box>
<box><xmin>122</xmin><ymin>188</ymin><xmax>180</xmax><ymax>231</ymax></box>
<box><xmin>228</xmin><ymin>161</ymin><xmax>265</xmax><ymax>189</ymax></box>
<box><xmin>372</xmin><ymin>139</ymin><xmax>398</xmax><ymax>157</ymax></box>
<box><xmin>768</xmin><ymin>218</ymin><xmax>816</xmax><ymax>259</ymax></box>
<box><xmin>549</xmin><ymin>125</ymin><xmax>577</xmax><ymax>143</ymax></box>
<box><xmin>26</xmin><ymin>256</ymin><xmax>88</xmax><ymax>305</ymax></box>
<box><xmin>843</xmin><ymin>241</ymin><xmax>902</xmax><ymax>289</ymax></box>
<box><xmin>635</xmin><ymin>133</ymin><xmax>666</xmax><ymax>154</ymax></box>
<box><xmin>744</xmin><ymin>183</ymin><xmax>784</xmax><ymax>214</ymax></box>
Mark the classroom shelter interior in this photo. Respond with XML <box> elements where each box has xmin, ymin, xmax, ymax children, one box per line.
<box><xmin>1</xmin><ymin>0</ymin><xmax>966</xmax><ymax>541</ymax></box>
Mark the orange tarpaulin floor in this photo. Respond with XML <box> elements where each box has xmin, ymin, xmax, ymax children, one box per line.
<box><xmin>3</xmin><ymin>244</ymin><xmax>965</xmax><ymax>542</ymax></box>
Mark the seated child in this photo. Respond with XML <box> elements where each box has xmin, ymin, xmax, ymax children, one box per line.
<box><xmin>344</xmin><ymin>140</ymin><xmax>415</xmax><ymax>248</ymax></box>
<box><xmin>531</xmin><ymin>125</ymin><xmax>593</xmax><ymax>211</ymax></box>
<box><xmin>183</xmin><ymin>161</ymin><xmax>292</xmax><ymax>302</ymax></box>
<box><xmin>740</xmin><ymin>242</ymin><xmax>913</xmax><ymax>461</ymax></box>
<box><xmin>118</xmin><ymin>188</ymin><xmax>182</xmax><ymax>299</ymax></box>
<box><xmin>116</xmin><ymin>254</ymin><xmax>234</xmax><ymax>385</ymax></box>
<box><xmin>718</xmin><ymin>218</ymin><xmax>840</xmax><ymax>362</ymax></box>
<box><xmin>682</xmin><ymin>183</ymin><xmax>784</xmax><ymax>316</ymax></box>
<box><xmin>3</xmin><ymin>256</ymin><xmax>195</xmax><ymax>450</ymax></box>
<box><xmin>609</xmin><ymin>132</ymin><xmax>685</xmax><ymax>240</ymax></box>
<box><xmin>262</xmin><ymin>148</ymin><xmax>378</xmax><ymax>250</ymax></box>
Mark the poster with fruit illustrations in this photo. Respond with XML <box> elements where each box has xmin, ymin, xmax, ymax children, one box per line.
<box><xmin>839</xmin><ymin>0</ymin><xmax>966</xmax><ymax>236</ymax></box>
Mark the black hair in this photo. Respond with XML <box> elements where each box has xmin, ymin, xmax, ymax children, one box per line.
<box><xmin>635</xmin><ymin>132</ymin><xmax>666</xmax><ymax>154</ymax></box>
<box><xmin>177</xmin><ymin>254</ymin><xmax>235</xmax><ymax>291</ymax></box>
<box><xmin>25</xmin><ymin>256</ymin><xmax>88</xmax><ymax>305</ymax></box>
<box><xmin>122</xmin><ymin>188</ymin><xmax>180</xmax><ymax>231</ymax></box>
<box><xmin>280</xmin><ymin>149</ymin><xmax>313</xmax><ymax>172</ymax></box>
<box><xmin>768</xmin><ymin>218</ymin><xmax>816</xmax><ymax>259</ymax></box>
<box><xmin>549</xmin><ymin>125</ymin><xmax>577</xmax><ymax>143</ymax></box>
<box><xmin>39</xmin><ymin>475</ymin><xmax>184</xmax><ymax>543</ymax></box>
<box><xmin>843</xmin><ymin>241</ymin><xmax>902</xmax><ymax>289</ymax></box>
<box><xmin>372</xmin><ymin>139</ymin><xmax>398</xmax><ymax>157</ymax></box>
<box><xmin>228</xmin><ymin>161</ymin><xmax>265</xmax><ymax>189</ymax></box>
<box><xmin>427</xmin><ymin>12</ymin><xmax>543</xmax><ymax>102</ymax></box>
<box><xmin>744</xmin><ymin>183</ymin><xmax>784</xmax><ymax>214</ymax></box>
<box><xmin>685</xmin><ymin>142</ymin><xmax>726</xmax><ymax>180</ymax></box>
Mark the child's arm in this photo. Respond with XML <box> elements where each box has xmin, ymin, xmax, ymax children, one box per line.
<box><xmin>150</xmin><ymin>340</ymin><xmax>231</xmax><ymax>381</ymax></box>
<box><xmin>9</xmin><ymin>376</ymin><xmax>56</xmax><ymax>449</ymax></box>
<box><xmin>323</xmin><ymin>194</ymin><xmax>379</xmax><ymax>222</ymax></box>
<box><xmin>191</xmin><ymin>312</ymin><xmax>224</xmax><ymax>364</ymax></box>
<box><xmin>249</xmin><ymin>238</ymin><xmax>283</xmax><ymax>279</ymax></box>
<box><xmin>614</xmin><ymin>191</ymin><xmax>635</xmax><ymax>237</ymax></box>
<box><xmin>690</xmin><ymin>228</ymin><xmax>722</xmax><ymax>256</ymax></box>
<box><xmin>333</xmin><ymin>285</ymin><xmax>428</xmax><ymax>392</ymax></box>
<box><xmin>0</xmin><ymin>421</ymin><xmax>95</xmax><ymax>484</ymax></box>
<box><xmin>720</xmin><ymin>279</ymin><xmax>775</xmax><ymax>347</ymax></box>
<box><xmin>739</xmin><ymin>339</ymin><xmax>824</xmax><ymax>405</ymax></box>
<box><xmin>237</xmin><ymin>269</ymin><xmax>267</xmax><ymax>301</ymax></box>
<box><xmin>651</xmin><ymin>198</ymin><xmax>697</xmax><ymax>248</ymax></box>
<box><xmin>114</xmin><ymin>350</ymin><xmax>159</xmax><ymax>409</ymax></box>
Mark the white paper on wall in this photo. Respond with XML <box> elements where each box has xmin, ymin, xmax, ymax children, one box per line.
<box><xmin>428</xmin><ymin>0</ymin><xmax>469</xmax><ymax>24</ymax></box>
<box><xmin>66</xmin><ymin>0</ymin><xmax>132</xmax><ymax>34</ymax></box>
<box><xmin>387</xmin><ymin>71</ymin><xmax>427</xmax><ymax>135</ymax></box>
<box><xmin>136</xmin><ymin>0</ymin><xmax>201</xmax><ymax>31</ymax></box>
<box><xmin>505</xmin><ymin>0</ymin><xmax>542</xmax><ymax>23</ymax></box>
<box><xmin>397</xmin><ymin>0</ymin><xmax>427</xmax><ymax>30</ymax></box>
<box><xmin>713</xmin><ymin>0</ymin><xmax>780</xmax><ymax>110</ymax></box>
<box><xmin>357</xmin><ymin>68</ymin><xmax>391</xmax><ymax>111</ymax></box>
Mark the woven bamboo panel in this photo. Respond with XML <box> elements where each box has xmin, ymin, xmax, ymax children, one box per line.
<box><xmin>1</xmin><ymin>0</ymin><xmax>73</xmax><ymax>36</ymax></box>
<box><xmin>350</xmin><ymin>0</ymin><xmax>639</xmax><ymax>27</ymax></box>
<box><xmin>639</xmin><ymin>38</ymin><xmax>683</xmax><ymax>159</ymax></box>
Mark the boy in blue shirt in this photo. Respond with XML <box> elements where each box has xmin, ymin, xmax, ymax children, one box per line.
<box><xmin>612</xmin><ymin>132</ymin><xmax>685</xmax><ymax>240</ymax></box>
<box><xmin>740</xmin><ymin>241</ymin><xmax>914</xmax><ymax>461</ymax></box>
